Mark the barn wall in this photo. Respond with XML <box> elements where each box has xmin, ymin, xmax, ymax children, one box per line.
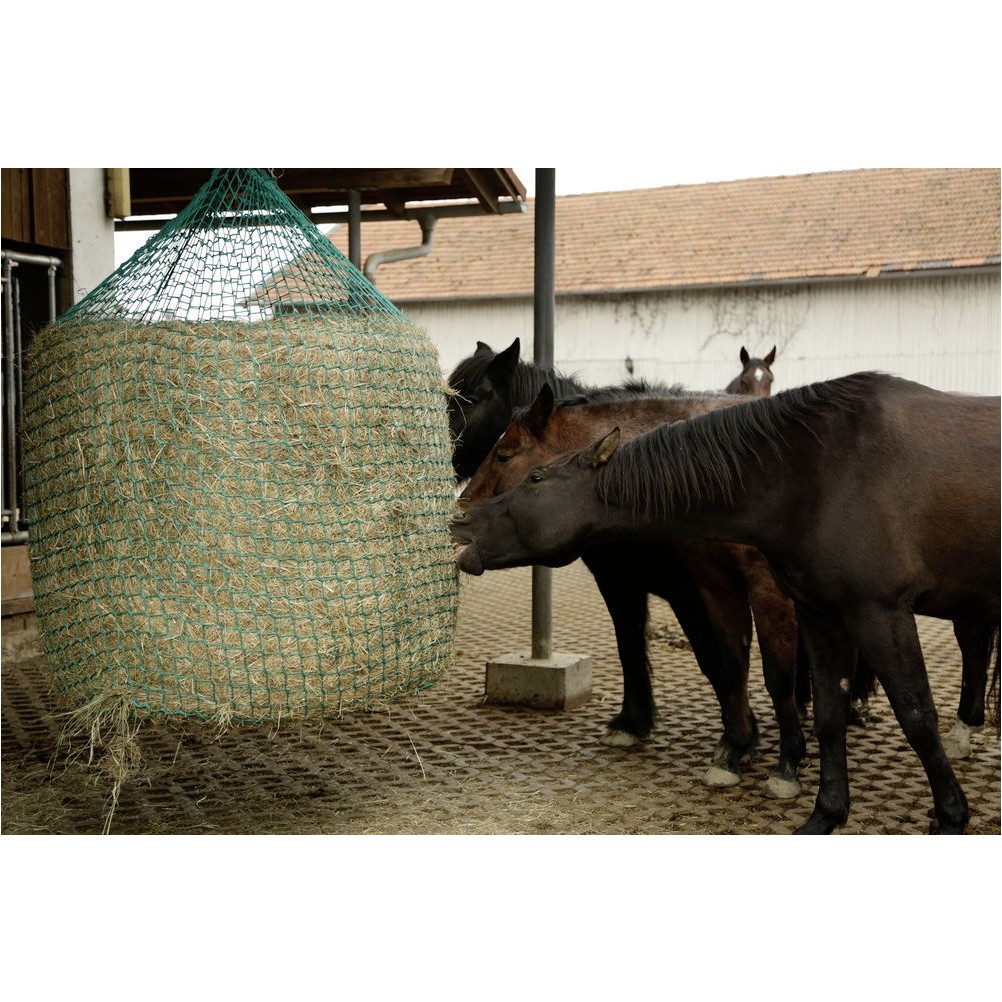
<box><xmin>400</xmin><ymin>271</ymin><xmax>1000</xmax><ymax>396</ymax></box>
<box><xmin>1</xmin><ymin>169</ymin><xmax>70</xmax><ymax>250</ymax></box>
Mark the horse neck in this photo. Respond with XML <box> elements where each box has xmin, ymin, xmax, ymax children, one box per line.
<box><xmin>597</xmin><ymin>402</ymin><xmax>817</xmax><ymax>550</ymax></box>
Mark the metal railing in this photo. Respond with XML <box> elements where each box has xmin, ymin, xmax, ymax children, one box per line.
<box><xmin>2</xmin><ymin>249</ymin><xmax>62</xmax><ymax>545</ymax></box>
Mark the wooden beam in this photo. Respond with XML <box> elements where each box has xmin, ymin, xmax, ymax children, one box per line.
<box><xmin>458</xmin><ymin>168</ymin><xmax>500</xmax><ymax>213</ymax></box>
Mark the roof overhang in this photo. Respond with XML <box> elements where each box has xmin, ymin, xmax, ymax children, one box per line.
<box><xmin>115</xmin><ymin>168</ymin><xmax>528</xmax><ymax>230</ymax></box>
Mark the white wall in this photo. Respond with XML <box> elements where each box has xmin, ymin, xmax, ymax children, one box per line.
<box><xmin>402</xmin><ymin>271</ymin><xmax>1000</xmax><ymax>397</ymax></box>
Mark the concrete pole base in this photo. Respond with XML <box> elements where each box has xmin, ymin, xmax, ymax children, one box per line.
<box><xmin>485</xmin><ymin>651</ymin><xmax>593</xmax><ymax>711</ymax></box>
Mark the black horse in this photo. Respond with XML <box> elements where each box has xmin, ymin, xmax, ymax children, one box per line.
<box><xmin>451</xmin><ymin>372</ymin><xmax>1001</xmax><ymax>834</ymax></box>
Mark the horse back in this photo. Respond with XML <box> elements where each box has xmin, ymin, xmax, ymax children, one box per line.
<box><xmin>549</xmin><ymin>394</ymin><xmax>745</xmax><ymax>448</ymax></box>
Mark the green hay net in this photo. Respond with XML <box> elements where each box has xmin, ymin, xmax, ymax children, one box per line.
<box><xmin>23</xmin><ymin>168</ymin><xmax>459</xmax><ymax>725</ymax></box>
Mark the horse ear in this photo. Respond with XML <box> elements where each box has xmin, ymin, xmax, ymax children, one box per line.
<box><xmin>589</xmin><ymin>428</ymin><xmax>620</xmax><ymax>467</ymax></box>
<box><xmin>474</xmin><ymin>341</ymin><xmax>494</xmax><ymax>357</ymax></box>
<box><xmin>765</xmin><ymin>346</ymin><xmax>776</xmax><ymax>365</ymax></box>
<box><xmin>489</xmin><ymin>338</ymin><xmax>520</xmax><ymax>382</ymax></box>
<box><xmin>740</xmin><ymin>347</ymin><xmax>750</xmax><ymax>364</ymax></box>
<box><xmin>525</xmin><ymin>383</ymin><xmax>555</xmax><ymax>435</ymax></box>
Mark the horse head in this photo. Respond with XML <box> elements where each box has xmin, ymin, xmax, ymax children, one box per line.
<box><xmin>458</xmin><ymin>383</ymin><xmax>558</xmax><ymax>508</ymax></box>
<box><xmin>726</xmin><ymin>346</ymin><xmax>776</xmax><ymax>398</ymax></box>
<box><xmin>446</xmin><ymin>338</ymin><xmax>522</xmax><ymax>480</ymax></box>
<box><xmin>451</xmin><ymin>427</ymin><xmax>621</xmax><ymax>575</ymax></box>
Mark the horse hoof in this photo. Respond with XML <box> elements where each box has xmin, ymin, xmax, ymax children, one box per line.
<box><xmin>600</xmin><ymin>729</ymin><xmax>641</xmax><ymax>747</ymax></box>
<box><xmin>703</xmin><ymin>765</ymin><xmax>741</xmax><ymax>788</ymax></box>
<box><xmin>763</xmin><ymin>774</ymin><xmax>802</xmax><ymax>800</ymax></box>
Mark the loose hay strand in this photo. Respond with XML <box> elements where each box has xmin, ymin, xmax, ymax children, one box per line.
<box><xmin>52</xmin><ymin>688</ymin><xmax>143</xmax><ymax>834</ymax></box>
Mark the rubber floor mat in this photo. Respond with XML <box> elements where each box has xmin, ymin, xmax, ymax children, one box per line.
<box><xmin>2</xmin><ymin>561</ymin><xmax>999</xmax><ymax>834</ymax></box>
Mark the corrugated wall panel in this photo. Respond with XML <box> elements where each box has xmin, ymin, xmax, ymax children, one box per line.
<box><xmin>401</xmin><ymin>272</ymin><xmax>999</xmax><ymax>396</ymax></box>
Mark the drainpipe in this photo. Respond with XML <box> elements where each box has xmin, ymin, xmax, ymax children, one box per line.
<box><xmin>347</xmin><ymin>190</ymin><xmax>361</xmax><ymax>269</ymax></box>
<box><xmin>363</xmin><ymin>211</ymin><xmax>437</xmax><ymax>284</ymax></box>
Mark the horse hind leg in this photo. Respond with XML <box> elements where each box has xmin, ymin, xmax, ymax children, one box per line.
<box><xmin>941</xmin><ymin>619</ymin><xmax>995</xmax><ymax>760</ymax></box>
<box><xmin>758</xmin><ymin>640</ymin><xmax>806</xmax><ymax>799</ymax></box>
<box><xmin>848</xmin><ymin>607</ymin><xmax>969</xmax><ymax>834</ymax></box>
<box><xmin>792</xmin><ymin>605</ymin><xmax>855</xmax><ymax>834</ymax></box>
<box><xmin>746</xmin><ymin>574</ymin><xmax>806</xmax><ymax>799</ymax></box>
<box><xmin>680</xmin><ymin>589</ymin><xmax>758</xmax><ymax>789</ymax></box>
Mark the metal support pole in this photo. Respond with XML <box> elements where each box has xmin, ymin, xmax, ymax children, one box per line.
<box><xmin>531</xmin><ymin>169</ymin><xmax>556</xmax><ymax>660</ymax></box>
<box><xmin>533</xmin><ymin>169</ymin><xmax>556</xmax><ymax>370</ymax></box>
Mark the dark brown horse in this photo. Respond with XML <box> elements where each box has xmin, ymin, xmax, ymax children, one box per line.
<box><xmin>452</xmin><ymin>372</ymin><xmax>1000</xmax><ymax>834</ymax></box>
<box><xmin>726</xmin><ymin>346</ymin><xmax>776</xmax><ymax>398</ymax></box>
<box><xmin>460</xmin><ymin>384</ymin><xmax>807</xmax><ymax>798</ymax></box>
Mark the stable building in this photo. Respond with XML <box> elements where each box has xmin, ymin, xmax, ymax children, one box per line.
<box><xmin>331</xmin><ymin>168</ymin><xmax>1001</xmax><ymax>396</ymax></box>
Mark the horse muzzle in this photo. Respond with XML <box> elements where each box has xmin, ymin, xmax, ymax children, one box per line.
<box><xmin>449</xmin><ymin>514</ymin><xmax>486</xmax><ymax>576</ymax></box>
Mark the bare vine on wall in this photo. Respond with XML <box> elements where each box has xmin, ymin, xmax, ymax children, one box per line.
<box><xmin>702</xmin><ymin>286</ymin><xmax>809</xmax><ymax>357</ymax></box>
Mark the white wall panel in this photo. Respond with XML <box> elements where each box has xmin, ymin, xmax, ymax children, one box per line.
<box><xmin>400</xmin><ymin>272</ymin><xmax>1000</xmax><ymax>397</ymax></box>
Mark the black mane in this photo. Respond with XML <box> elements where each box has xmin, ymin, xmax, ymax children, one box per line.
<box><xmin>447</xmin><ymin>350</ymin><xmax>585</xmax><ymax>408</ymax></box>
<box><xmin>599</xmin><ymin>372</ymin><xmax>895</xmax><ymax>521</ymax></box>
<box><xmin>448</xmin><ymin>347</ymin><xmax>707</xmax><ymax>413</ymax></box>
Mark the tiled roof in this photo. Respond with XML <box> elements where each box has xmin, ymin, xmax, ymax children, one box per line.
<box><xmin>327</xmin><ymin>168</ymin><xmax>1000</xmax><ymax>301</ymax></box>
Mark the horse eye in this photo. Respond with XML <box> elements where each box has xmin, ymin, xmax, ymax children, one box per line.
<box><xmin>496</xmin><ymin>452</ymin><xmax>511</xmax><ymax>464</ymax></box>
<box><xmin>529</xmin><ymin>470</ymin><xmax>543</xmax><ymax>483</ymax></box>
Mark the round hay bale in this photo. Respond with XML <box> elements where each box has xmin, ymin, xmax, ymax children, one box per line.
<box><xmin>24</xmin><ymin>313</ymin><xmax>458</xmax><ymax>722</ymax></box>
<box><xmin>21</xmin><ymin>169</ymin><xmax>460</xmax><ymax>731</ymax></box>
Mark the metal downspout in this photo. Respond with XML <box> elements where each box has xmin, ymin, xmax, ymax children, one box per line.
<box><xmin>363</xmin><ymin>211</ymin><xmax>437</xmax><ymax>284</ymax></box>
<box><xmin>347</xmin><ymin>190</ymin><xmax>362</xmax><ymax>269</ymax></box>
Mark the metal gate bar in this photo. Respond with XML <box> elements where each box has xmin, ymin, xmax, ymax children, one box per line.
<box><xmin>2</xmin><ymin>249</ymin><xmax>62</xmax><ymax>546</ymax></box>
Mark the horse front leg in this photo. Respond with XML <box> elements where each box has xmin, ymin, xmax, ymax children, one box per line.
<box><xmin>846</xmin><ymin>606</ymin><xmax>969</xmax><ymax>834</ymax></box>
<box><xmin>793</xmin><ymin>604</ymin><xmax>855</xmax><ymax>834</ymax></box>
<box><xmin>584</xmin><ymin>551</ymin><xmax>657</xmax><ymax>746</ymax></box>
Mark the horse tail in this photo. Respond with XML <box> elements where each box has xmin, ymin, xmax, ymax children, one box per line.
<box><xmin>989</xmin><ymin>628</ymin><xmax>1000</xmax><ymax>738</ymax></box>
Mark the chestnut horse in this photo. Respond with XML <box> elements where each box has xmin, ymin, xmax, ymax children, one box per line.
<box><xmin>725</xmin><ymin>346</ymin><xmax>776</xmax><ymax>398</ymax></box>
<box><xmin>451</xmin><ymin>372</ymin><xmax>1001</xmax><ymax>833</ymax></box>
<box><xmin>460</xmin><ymin>384</ymin><xmax>807</xmax><ymax>798</ymax></box>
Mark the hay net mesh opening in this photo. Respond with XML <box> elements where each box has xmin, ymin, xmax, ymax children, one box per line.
<box><xmin>23</xmin><ymin>168</ymin><xmax>459</xmax><ymax>724</ymax></box>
